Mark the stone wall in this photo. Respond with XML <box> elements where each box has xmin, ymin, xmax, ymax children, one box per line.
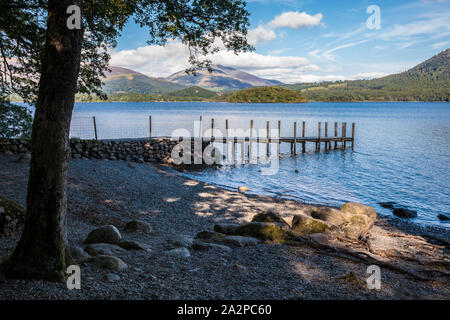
<box><xmin>0</xmin><ymin>138</ymin><xmax>187</xmax><ymax>164</ymax></box>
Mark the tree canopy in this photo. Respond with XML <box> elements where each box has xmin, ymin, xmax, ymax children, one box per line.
<box><xmin>0</xmin><ymin>0</ymin><xmax>253</xmax><ymax>104</ymax></box>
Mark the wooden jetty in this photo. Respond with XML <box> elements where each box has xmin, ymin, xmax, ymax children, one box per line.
<box><xmin>190</xmin><ymin>118</ymin><xmax>355</xmax><ymax>155</ymax></box>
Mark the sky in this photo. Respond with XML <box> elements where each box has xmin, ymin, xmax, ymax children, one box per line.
<box><xmin>109</xmin><ymin>0</ymin><xmax>450</xmax><ymax>84</ymax></box>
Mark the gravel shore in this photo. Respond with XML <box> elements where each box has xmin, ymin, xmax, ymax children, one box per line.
<box><xmin>0</xmin><ymin>154</ymin><xmax>448</xmax><ymax>300</ymax></box>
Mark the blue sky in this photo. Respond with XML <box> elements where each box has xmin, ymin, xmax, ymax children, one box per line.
<box><xmin>110</xmin><ymin>0</ymin><xmax>450</xmax><ymax>83</ymax></box>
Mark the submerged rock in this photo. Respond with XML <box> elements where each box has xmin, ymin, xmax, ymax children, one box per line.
<box><xmin>437</xmin><ymin>214</ymin><xmax>450</xmax><ymax>221</ymax></box>
<box><xmin>393</xmin><ymin>208</ymin><xmax>417</xmax><ymax>219</ymax></box>
<box><xmin>84</xmin><ymin>225</ymin><xmax>122</xmax><ymax>244</ymax></box>
<box><xmin>378</xmin><ymin>202</ymin><xmax>396</xmax><ymax>209</ymax></box>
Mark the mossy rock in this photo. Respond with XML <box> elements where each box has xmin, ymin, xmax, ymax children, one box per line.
<box><xmin>235</xmin><ymin>222</ymin><xmax>291</xmax><ymax>243</ymax></box>
<box><xmin>340</xmin><ymin>203</ymin><xmax>377</xmax><ymax>239</ymax></box>
<box><xmin>341</xmin><ymin>203</ymin><xmax>377</xmax><ymax>223</ymax></box>
<box><xmin>291</xmin><ymin>214</ymin><xmax>334</xmax><ymax>236</ymax></box>
<box><xmin>0</xmin><ymin>196</ymin><xmax>26</xmax><ymax>237</ymax></box>
<box><xmin>251</xmin><ymin>211</ymin><xmax>290</xmax><ymax>230</ymax></box>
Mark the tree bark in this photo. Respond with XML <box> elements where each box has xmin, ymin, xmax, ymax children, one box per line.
<box><xmin>2</xmin><ymin>0</ymin><xmax>84</xmax><ymax>281</ymax></box>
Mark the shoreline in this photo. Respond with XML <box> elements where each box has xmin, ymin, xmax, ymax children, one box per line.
<box><xmin>0</xmin><ymin>153</ymin><xmax>448</xmax><ymax>299</ymax></box>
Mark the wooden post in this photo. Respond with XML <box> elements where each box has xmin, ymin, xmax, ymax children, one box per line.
<box><xmin>211</xmin><ymin>118</ymin><xmax>214</xmax><ymax>141</ymax></box>
<box><xmin>225</xmin><ymin>119</ymin><xmax>230</xmax><ymax>162</ymax></box>
<box><xmin>342</xmin><ymin>122</ymin><xmax>346</xmax><ymax>150</ymax></box>
<box><xmin>317</xmin><ymin>122</ymin><xmax>321</xmax><ymax>152</ymax></box>
<box><xmin>293</xmin><ymin>122</ymin><xmax>297</xmax><ymax>155</ymax></box>
<box><xmin>199</xmin><ymin>116</ymin><xmax>203</xmax><ymax>138</ymax></box>
<box><xmin>149</xmin><ymin>115</ymin><xmax>152</xmax><ymax>139</ymax></box>
<box><xmin>352</xmin><ymin>122</ymin><xmax>355</xmax><ymax>150</ymax></box>
<box><xmin>302</xmin><ymin>121</ymin><xmax>306</xmax><ymax>153</ymax></box>
<box><xmin>277</xmin><ymin>120</ymin><xmax>281</xmax><ymax>156</ymax></box>
<box><xmin>93</xmin><ymin>116</ymin><xmax>98</xmax><ymax>140</ymax></box>
<box><xmin>249</xmin><ymin>120</ymin><xmax>253</xmax><ymax>159</ymax></box>
<box><xmin>266</xmin><ymin>121</ymin><xmax>270</xmax><ymax>157</ymax></box>
<box><xmin>334</xmin><ymin>122</ymin><xmax>338</xmax><ymax>149</ymax></box>
<box><xmin>325</xmin><ymin>122</ymin><xmax>328</xmax><ymax>151</ymax></box>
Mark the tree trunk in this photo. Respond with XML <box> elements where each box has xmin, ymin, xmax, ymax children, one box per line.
<box><xmin>2</xmin><ymin>0</ymin><xmax>84</xmax><ymax>281</ymax></box>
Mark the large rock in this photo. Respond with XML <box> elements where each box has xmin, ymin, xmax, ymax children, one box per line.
<box><xmin>214</xmin><ymin>223</ymin><xmax>239</xmax><ymax>235</ymax></box>
<box><xmin>70</xmin><ymin>245</ymin><xmax>90</xmax><ymax>263</ymax></box>
<box><xmin>167</xmin><ymin>247</ymin><xmax>191</xmax><ymax>258</ymax></box>
<box><xmin>84</xmin><ymin>225</ymin><xmax>122</xmax><ymax>244</ymax></box>
<box><xmin>251</xmin><ymin>211</ymin><xmax>290</xmax><ymax>230</ymax></box>
<box><xmin>118</xmin><ymin>240</ymin><xmax>150</xmax><ymax>251</ymax></box>
<box><xmin>291</xmin><ymin>214</ymin><xmax>334</xmax><ymax>236</ymax></box>
<box><xmin>0</xmin><ymin>196</ymin><xmax>25</xmax><ymax>237</ymax></box>
<box><xmin>166</xmin><ymin>235</ymin><xmax>194</xmax><ymax>249</ymax></box>
<box><xmin>341</xmin><ymin>203</ymin><xmax>377</xmax><ymax>223</ymax></box>
<box><xmin>95</xmin><ymin>255</ymin><xmax>128</xmax><ymax>271</ymax></box>
<box><xmin>124</xmin><ymin>220</ymin><xmax>152</xmax><ymax>234</ymax></box>
<box><xmin>220</xmin><ymin>235</ymin><xmax>259</xmax><ymax>247</ymax></box>
<box><xmin>309</xmin><ymin>207</ymin><xmax>346</xmax><ymax>226</ymax></box>
<box><xmin>234</xmin><ymin>222</ymin><xmax>290</xmax><ymax>243</ymax></box>
<box><xmin>309</xmin><ymin>233</ymin><xmax>329</xmax><ymax>245</ymax></box>
<box><xmin>85</xmin><ymin>243</ymin><xmax>126</xmax><ymax>256</ymax></box>
<box><xmin>192</xmin><ymin>241</ymin><xmax>233</xmax><ymax>254</ymax></box>
<box><xmin>195</xmin><ymin>231</ymin><xmax>226</xmax><ymax>242</ymax></box>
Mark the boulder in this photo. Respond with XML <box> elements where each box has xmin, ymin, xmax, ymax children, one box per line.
<box><xmin>124</xmin><ymin>220</ymin><xmax>152</xmax><ymax>234</ymax></box>
<box><xmin>70</xmin><ymin>245</ymin><xmax>90</xmax><ymax>263</ymax></box>
<box><xmin>191</xmin><ymin>241</ymin><xmax>233</xmax><ymax>254</ymax></box>
<box><xmin>309</xmin><ymin>207</ymin><xmax>347</xmax><ymax>226</ymax></box>
<box><xmin>166</xmin><ymin>235</ymin><xmax>194</xmax><ymax>249</ymax></box>
<box><xmin>251</xmin><ymin>211</ymin><xmax>290</xmax><ymax>230</ymax></box>
<box><xmin>234</xmin><ymin>222</ymin><xmax>290</xmax><ymax>243</ymax></box>
<box><xmin>393</xmin><ymin>208</ymin><xmax>417</xmax><ymax>219</ymax></box>
<box><xmin>220</xmin><ymin>235</ymin><xmax>259</xmax><ymax>247</ymax></box>
<box><xmin>195</xmin><ymin>231</ymin><xmax>226</xmax><ymax>242</ymax></box>
<box><xmin>291</xmin><ymin>214</ymin><xmax>333</xmax><ymax>236</ymax></box>
<box><xmin>118</xmin><ymin>240</ymin><xmax>150</xmax><ymax>251</ymax></box>
<box><xmin>0</xmin><ymin>196</ymin><xmax>25</xmax><ymax>237</ymax></box>
<box><xmin>84</xmin><ymin>225</ymin><xmax>122</xmax><ymax>244</ymax></box>
<box><xmin>341</xmin><ymin>203</ymin><xmax>377</xmax><ymax>223</ymax></box>
<box><xmin>85</xmin><ymin>243</ymin><xmax>126</xmax><ymax>256</ymax></box>
<box><xmin>167</xmin><ymin>247</ymin><xmax>191</xmax><ymax>258</ymax></box>
<box><xmin>309</xmin><ymin>233</ymin><xmax>329</xmax><ymax>245</ymax></box>
<box><xmin>340</xmin><ymin>203</ymin><xmax>378</xmax><ymax>239</ymax></box>
<box><xmin>437</xmin><ymin>214</ymin><xmax>450</xmax><ymax>221</ymax></box>
<box><xmin>95</xmin><ymin>255</ymin><xmax>128</xmax><ymax>271</ymax></box>
<box><xmin>214</xmin><ymin>223</ymin><xmax>239</xmax><ymax>235</ymax></box>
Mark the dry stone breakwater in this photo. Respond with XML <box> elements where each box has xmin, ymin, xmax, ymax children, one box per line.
<box><xmin>0</xmin><ymin>138</ymin><xmax>185</xmax><ymax>164</ymax></box>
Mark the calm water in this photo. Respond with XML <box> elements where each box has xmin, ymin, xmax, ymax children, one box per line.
<box><xmin>71</xmin><ymin>102</ymin><xmax>450</xmax><ymax>228</ymax></box>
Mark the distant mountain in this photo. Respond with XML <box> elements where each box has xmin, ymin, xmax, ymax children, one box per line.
<box><xmin>102</xmin><ymin>66</ymin><xmax>185</xmax><ymax>95</ymax></box>
<box><xmin>166</xmin><ymin>64</ymin><xmax>283</xmax><ymax>91</ymax></box>
<box><xmin>284</xmin><ymin>49</ymin><xmax>450</xmax><ymax>102</ymax></box>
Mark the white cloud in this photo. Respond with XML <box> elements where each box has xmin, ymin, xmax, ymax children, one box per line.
<box><xmin>269</xmin><ymin>11</ymin><xmax>324</xmax><ymax>29</ymax></box>
<box><xmin>247</xmin><ymin>25</ymin><xmax>277</xmax><ymax>45</ymax></box>
<box><xmin>432</xmin><ymin>40</ymin><xmax>450</xmax><ymax>48</ymax></box>
<box><xmin>109</xmin><ymin>40</ymin><xmax>318</xmax><ymax>83</ymax></box>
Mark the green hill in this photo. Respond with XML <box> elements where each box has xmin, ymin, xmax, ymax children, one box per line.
<box><xmin>284</xmin><ymin>49</ymin><xmax>450</xmax><ymax>102</ymax></box>
<box><xmin>225</xmin><ymin>87</ymin><xmax>307</xmax><ymax>103</ymax></box>
<box><xmin>166</xmin><ymin>86</ymin><xmax>218</xmax><ymax>99</ymax></box>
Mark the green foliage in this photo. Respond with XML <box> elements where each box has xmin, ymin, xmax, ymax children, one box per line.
<box><xmin>0</xmin><ymin>101</ymin><xmax>33</xmax><ymax>139</ymax></box>
<box><xmin>166</xmin><ymin>86</ymin><xmax>217</xmax><ymax>99</ymax></box>
<box><xmin>226</xmin><ymin>86</ymin><xmax>307</xmax><ymax>103</ymax></box>
<box><xmin>284</xmin><ymin>49</ymin><xmax>450</xmax><ymax>102</ymax></box>
<box><xmin>1</xmin><ymin>0</ymin><xmax>253</xmax><ymax>104</ymax></box>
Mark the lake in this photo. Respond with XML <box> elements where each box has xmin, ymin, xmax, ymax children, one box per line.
<box><xmin>71</xmin><ymin>101</ymin><xmax>450</xmax><ymax>228</ymax></box>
